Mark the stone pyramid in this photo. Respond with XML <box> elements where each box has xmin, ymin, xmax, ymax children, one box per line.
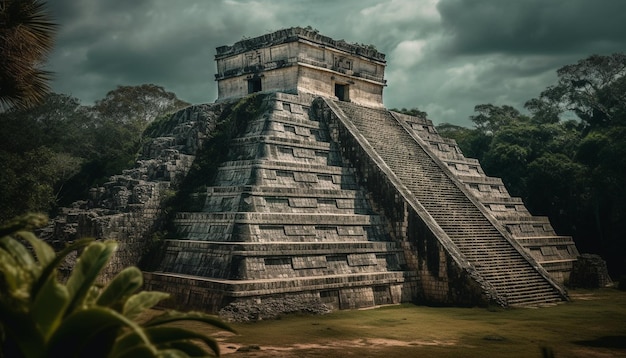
<box><xmin>38</xmin><ymin>27</ymin><xmax>580</xmax><ymax>319</ymax></box>
<box><xmin>137</xmin><ymin>27</ymin><xmax>579</xmax><ymax>317</ymax></box>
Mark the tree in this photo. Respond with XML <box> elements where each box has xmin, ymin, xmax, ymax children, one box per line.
<box><xmin>575</xmin><ymin>126</ymin><xmax>626</xmax><ymax>266</ymax></box>
<box><xmin>0</xmin><ymin>94</ymin><xmax>91</xmax><ymax>221</ymax></box>
<box><xmin>0</xmin><ymin>214</ymin><xmax>234</xmax><ymax>357</ymax></box>
<box><xmin>57</xmin><ymin>85</ymin><xmax>189</xmax><ymax>206</ymax></box>
<box><xmin>0</xmin><ymin>148</ymin><xmax>82</xmax><ymax>222</ymax></box>
<box><xmin>0</xmin><ymin>93</ymin><xmax>92</xmax><ymax>156</ymax></box>
<box><xmin>525</xmin><ymin>153</ymin><xmax>587</xmax><ymax>233</ymax></box>
<box><xmin>0</xmin><ymin>0</ymin><xmax>57</xmax><ymax>110</ymax></box>
<box><xmin>470</xmin><ymin>104</ymin><xmax>523</xmax><ymax>133</ymax></box>
<box><xmin>529</xmin><ymin>53</ymin><xmax>626</xmax><ymax>129</ymax></box>
<box><xmin>0</xmin><ymin>85</ymin><xmax>190</xmax><ymax>220</ymax></box>
<box><xmin>527</xmin><ymin>53</ymin><xmax>626</xmax><ymax>274</ymax></box>
<box><xmin>93</xmin><ymin>84</ymin><xmax>189</xmax><ymax>125</ymax></box>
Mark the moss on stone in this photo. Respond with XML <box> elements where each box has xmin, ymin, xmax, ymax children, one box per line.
<box><xmin>162</xmin><ymin>94</ymin><xmax>267</xmax><ymax>232</ymax></box>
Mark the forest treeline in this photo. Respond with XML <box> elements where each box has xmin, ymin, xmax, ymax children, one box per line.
<box><xmin>0</xmin><ymin>84</ymin><xmax>188</xmax><ymax>221</ymax></box>
<box><xmin>1</xmin><ymin>54</ymin><xmax>624</xmax><ymax>277</ymax></box>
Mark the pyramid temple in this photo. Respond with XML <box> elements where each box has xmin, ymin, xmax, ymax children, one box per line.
<box><xmin>48</xmin><ymin>27</ymin><xmax>580</xmax><ymax>317</ymax></box>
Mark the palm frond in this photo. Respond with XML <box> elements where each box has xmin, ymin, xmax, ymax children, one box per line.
<box><xmin>0</xmin><ymin>0</ymin><xmax>58</xmax><ymax>110</ymax></box>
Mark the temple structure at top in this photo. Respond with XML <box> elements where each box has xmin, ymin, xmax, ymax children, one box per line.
<box><xmin>214</xmin><ymin>27</ymin><xmax>387</xmax><ymax>108</ymax></box>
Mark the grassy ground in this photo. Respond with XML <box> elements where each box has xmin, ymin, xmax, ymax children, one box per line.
<box><xmin>167</xmin><ymin>288</ymin><xmax>626</xmax><ymax>357</ymax></box>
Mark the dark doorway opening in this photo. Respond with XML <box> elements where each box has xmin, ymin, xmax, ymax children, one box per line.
<box><xmin>248</xmin><ymin>77</ymin><xmax>262</xmax><ymax>94</ymax></box>
<box><xmin>334</xmin><ymin>83</ymin><xmax>349</xmax><ymax>101</ymax></box>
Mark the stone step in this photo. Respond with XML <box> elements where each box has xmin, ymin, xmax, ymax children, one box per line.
<box><xmin>146</xmin><ymin>271</ymin><xmax>410</xmax><ymax>298</ymax></box>
<box><xmin>174</xmin><ymin>212</ymin><xmax>385</xmax><ymax>225</ymax></box>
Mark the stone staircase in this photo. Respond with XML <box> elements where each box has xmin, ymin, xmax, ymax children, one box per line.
<box><xmin>395</xmin><ymin>112</ymin><xmax>578</xmax><ymax>284</ymax></box>
<box><xmin>326</xmin><ymin>99</ymin><xmax>566</xmax><ymax>306</ymax></box>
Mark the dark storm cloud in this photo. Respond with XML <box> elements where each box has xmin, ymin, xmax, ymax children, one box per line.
<box><xmin>437</xmin><ymin>0</ymin><xmax>626</xmax><ymax>55</ymax></box>
<box><xmin>48</xmin><ymin>0</ymin><xmax>153</xmax><ymax>46</ymax></box>
<box><xmin>81</xmin><ymin>27</ymin><xmax>209</xmax><ymax>83</ymax></box>
<box><xmin>44</xmin><ymin>0</ymin><xmax>626</xmax><ymax>126</ymax></box>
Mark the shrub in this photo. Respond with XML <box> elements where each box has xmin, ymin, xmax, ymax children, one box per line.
<box><xmin>0</xmin><ymin>213</ymin><xmax>234</xmax><ymax>357</ymax></box>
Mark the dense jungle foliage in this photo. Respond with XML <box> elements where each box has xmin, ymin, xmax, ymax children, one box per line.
<box><xmin>0</xmin><ymin>84</ymin><xmax>189</xmax><ymax>221</ymax></box>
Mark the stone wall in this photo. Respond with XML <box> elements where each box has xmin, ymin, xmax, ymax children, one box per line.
<box><xmin>215</xmin><ymin>27</ymin><xmax>386</xmax><ymax>108</ymax></box>
<box><xmin>215</xmin><ymin>27</ymin><xmax>385</xmax><ymax>62</ymax></box>
<box><xmin>297</xmin><ymin>65</ymin><xmax>384</xmax><ymax>108</ymax></box>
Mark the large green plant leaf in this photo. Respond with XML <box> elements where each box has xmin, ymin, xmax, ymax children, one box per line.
<box><xmin>145</xmin><ymin>310</ymin><xmax>235</xmax><ymax>333</ymax></box>
<box><xmin>31</xmin><ymin>274</ymin><xmax>70</xmax><ymax>341</ymax></box>
<box><xmin>65</xmin><ymin>240</ymin><xmax>117</xmax><ymax>315</ymax></box>
<box><xmin>0</xmin><ymin>235</ymin><xmax>37</xmax><ymax>275</ymax></box>
<box><xmin>146</xmin><ymin>326</ymin><xmax>220</xmax><ymax>356</ymax></box>
<box><xmin>47</xmin><ymin>306</ymin><xmax>154</xmax><ymax>358</ymax></box>
<box><xmin>123</xmin><ymin>291</ymin><xmax>170</xmax><ymax>321</ymax></box>
<box><xmin>0</xmin><ymin>247</ymin><xmax>25</xmax><ymax>297</ymax></box>
<box><xmin>113</xmin><ymin>326</ymin><xmax>219</xmax><ymax>358</ymax></box>
<box><xmin>16</xmin><ymin>230</ymin><xmax>55</xmax><ymax>267</ymax></box>
<box><xmin>97</xmin><ymin>266</ymin><xmax>143</xmax><ymax>309</ymax></box>
<box><xmin>30</xmin><ymin>238</ymin><xmax>93</xmax><ymax>298</ymax></box>
<box><xmin>157</xmin><ymin>341</ymin><xmax>208</xmax><ymax>357</ymax></box>
<box><xmin>0</xmin><ymin>218</ymin><xmax>232</xmax><ymax>358</ymax></box>
<box><xmin>115</xmin><ymin>344</ymin><xmax>158</xmax><ymax>358</ymax></box>
<box><xmin>0</xmin><ymin>301</ymin><xmax>45</xmax><ymax>358</ymax></box>
<box><xmin>0</xmin><ymin>213</ymin><xmax>48</xmax><ymax>238</ymax></box>
<box><xmin>155</xmin><ymin>349</ymin><xmax>192</xmax><ymax>358</ymax></box>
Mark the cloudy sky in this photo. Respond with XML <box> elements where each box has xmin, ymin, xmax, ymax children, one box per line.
<box><xmin>46</xmin><ymin>0</ymin><xmax>626</xmax><ymax>127</ymax></box>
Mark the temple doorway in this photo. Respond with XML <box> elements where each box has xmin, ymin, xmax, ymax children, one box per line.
<box><xmin>335</xmin><ymin>83</ymin><xmax>349</xmax><ymax>101</ymax></box>
<box><xmin>248</xmin><ymin>77</ymin><xmax>262</xmax><ymax>94</ymax></box>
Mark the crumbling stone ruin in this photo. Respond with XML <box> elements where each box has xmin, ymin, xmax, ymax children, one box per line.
<box><xmin>49</xmin><ymin>27</ymin><xmax>579</xmax><ymax>318</ymax></box>
<box><xmin>569</xmin><ymin>254</ymin><xmax>613</xmax><ymax>288</ymax></box>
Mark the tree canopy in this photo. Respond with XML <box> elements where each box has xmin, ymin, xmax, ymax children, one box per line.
<box><xmin>0</xmin><ymin>0</ymin><xmax>57</xmax><ymax>110</ymax></box>
<box><xmin>0</xmin><ymin>85</ymin><xmax>189</xmax><ymax>221</ymax></box>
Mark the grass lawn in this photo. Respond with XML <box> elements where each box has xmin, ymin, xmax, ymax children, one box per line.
<box><xmin>168</xmin><ymin>288</ymin><xmax>626</xmax><ymax>357</ymax></box>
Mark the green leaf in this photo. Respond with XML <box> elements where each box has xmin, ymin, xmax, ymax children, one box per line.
<box><xmin>31</xmin><ymin>274</ymin><xmax>70</xmax><ymax>341</ymax></box>
<box><xmin>156</xmin><ymin>349</ymin><xmax>191</xmax><ymax>358</ymax></box>
<box><xmin>116</xmin><ymin>344</ymin><xmax>159</xmax><ymax>358</ymax></box>
<box><xmin>158</xmin><ymin>341</ymin><xmax>211</xmax><ymax>357</ymax></box>
<box><xmin>47</xmin><ymin>306</ymin><xmax>153</xmax><ymax>358</ymax></box>
<box><xmin>16</xmin><ymin>230</ymin><xmax>55</xmax><ymax>267</ymax></box>
<box><xmin>143</xmin><ymin>326</ymin><xmax>219</xmax><ymax>356</ymax></box>
<box><xmin>0</xmin><ymin>300</ymin><xmax>46</xmax><ymax>358</ymax></box>
<box><xmin>0</xmin><ymin>237</ymin><xmax>36</xmax><ymax>299</ymax></box>
<box><xmin>145</xmin><ymin>310</ymin><xmax>235</xmax><ymax>334</ymax></box>
<box><xmin>97</xmin><ymin>266</ymin><xmax>143</xmax><ymax>309</ymax></box>
<box><xmin>65</xmin><ymin>240</ymin><xmax>117</xmax><ymax>315</ymax></box>
<box><xmin>115</xmin><ymin>326</ymin><xmax>219</xmax><ymax>356</ymax></box>
<box><xmin>80</xmin><ymin>325</ymin><xmax>125</xmax><ymax>358</ymax></box>
<box><xmin>111</xmin><ymin>331</ymin><xmax>146</xmax><ymax>357</ymax></box>
<box><xmin>30</xmin><ymin>238</ymin><xmax>93</xmax><ymax>299</ymax></box>
<box><xmin>84</xmin><ymin>284</ymin><xmax>102</xmax><ymax>306</ymax></box>
<box><xmin>0</xmin><ymin>235</ymin><xmax>37</xmax><ymax>272</ymax></box>
<box><xmin>123</xmin><ymin>291</ymin><xmax>170</xmax><ymax>321</ymax></box>
<box><xmin>0</xmin><ymin>213</ymin><xmax>48</xmax><ymax>238</ymax></box>
<box><xmin>0</xmin><ymin>248</ymin><xmax>24</xmax><ymax>296</ymax></box>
